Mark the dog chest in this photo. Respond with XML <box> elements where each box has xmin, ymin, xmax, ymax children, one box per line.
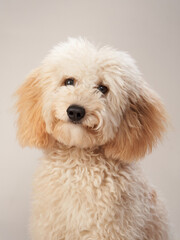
<box><xmin>31</xmin><ymin>154</ymin><xmax>164</xmax><ymax>240</ymax></box>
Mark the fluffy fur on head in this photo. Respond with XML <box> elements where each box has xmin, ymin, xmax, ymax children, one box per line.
<box><xmin>15</xmin><ymin>38</ymin><xmax>170</xmax><ymax>239</ymax></box>
<box><xmin>16</xmin><ymin>37</ymin><xmax>167</xmax><ymax>162</ymax></box>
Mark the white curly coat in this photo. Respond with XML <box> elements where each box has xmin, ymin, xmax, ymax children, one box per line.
<box><xmin>15</xmin><ymin>38</ymin><xmax>170</xmax><ymax>239</ymax></box>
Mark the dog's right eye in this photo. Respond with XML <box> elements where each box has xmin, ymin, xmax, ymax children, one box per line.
<box><xmin>64</xmin><ymin>78</ymin><xmax>74</xmax><ymax>86</ymax></box>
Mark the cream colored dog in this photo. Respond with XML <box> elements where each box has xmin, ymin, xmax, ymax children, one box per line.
<box><xmin>15</xmin><ymin>38</ymin><xmax>170</xmax><ymax>240</ymax></box>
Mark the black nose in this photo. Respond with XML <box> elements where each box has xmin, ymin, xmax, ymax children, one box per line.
<box><xmin>67</xmin><ymin>105</ymin><xmax>85</xmax><ymax>122</ymax></box>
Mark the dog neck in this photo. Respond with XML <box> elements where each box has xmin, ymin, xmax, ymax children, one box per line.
<box><xmin>43</xmin><ymin>140</ymin><xmax>130</xmax><ymax>171</ymax></box>
<box><xmin>44</xmin><ymin>140</ymin><xmax>102</xmax><ymax>161</ymax></box>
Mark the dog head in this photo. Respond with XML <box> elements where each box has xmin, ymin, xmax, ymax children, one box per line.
<box><xmin>15</xmin><ymin>38</ymin><xmax>167</xmax><ymax>162</ymax></box>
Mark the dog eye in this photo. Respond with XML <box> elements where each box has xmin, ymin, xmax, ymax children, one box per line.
<box><xmin>64</xmin><ymin>78</ymin><xmax>74</xmax><ymax>86</ymax></box>
<box><xmin>97</xmin><ymin>85</ymin><xmax>108</xmax><ymax>94</ymax></box>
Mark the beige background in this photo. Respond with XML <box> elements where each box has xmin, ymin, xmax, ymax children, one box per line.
<box><xmin>0</xmin><ymin>0</ymin><xmax>179</xmax><ymax>239</ymax></box>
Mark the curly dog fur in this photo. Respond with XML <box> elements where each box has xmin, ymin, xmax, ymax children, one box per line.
<box><xmin>15</xmin><ymin>38</ymin><xmax>170</xmax><ymax>239</ymax></box>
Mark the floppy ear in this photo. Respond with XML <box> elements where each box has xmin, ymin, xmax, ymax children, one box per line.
<box><xmin>15</xmin><ymin>68</ymin><xmax>49</xmax><ymax>148</ymax></box>
<box><xmin>104</xmin><ymin>88</ymin><xmax>168</xmax><ymax>162</ymax></box>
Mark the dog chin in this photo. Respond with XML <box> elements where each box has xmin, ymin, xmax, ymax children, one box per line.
<box><xmin>52</xmin><ymin>122</ymin><xmax>96</xmax><ymax>148</ymax></box>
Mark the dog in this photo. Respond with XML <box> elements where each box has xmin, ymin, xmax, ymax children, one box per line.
<box><xmin>15</xmin><ymin>38</ymin><xmax>170</xmax><ymax>240</ymax></box>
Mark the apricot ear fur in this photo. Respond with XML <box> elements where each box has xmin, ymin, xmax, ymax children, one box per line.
<box><xmin>15</xmin><ymin>68</ymin><xmax>49</xmax><ymax>148</ymax></box>
<box><xmin>104</xmin><ymin>89</ymin><xmax>168</xmax><ymax>162</ymax></box>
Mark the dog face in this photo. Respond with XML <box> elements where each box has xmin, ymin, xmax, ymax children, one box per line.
<box><xmin>16</xmin><ymin>38</ymin><xmax>167</xmax><ymax>162</ymax></box>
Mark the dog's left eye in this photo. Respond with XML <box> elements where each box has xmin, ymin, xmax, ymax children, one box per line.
<box><xmin>64</xmin><ymin>78</ymin><xmax>74</xmax><ymax>86</ymax></box>
<box><xmin>97</xmin><ymin>85</ymin><xmax>108</xmax><ymax>94</ymax></box>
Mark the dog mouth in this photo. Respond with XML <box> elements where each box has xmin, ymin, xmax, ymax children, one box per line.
<box><xmin>68</xmin><ymin>119</ymin><xmax>98</xmax><ymax>132</ymax></box>
<box><xmin>51</xmin><ymin>111</ymin><xmax>104</xmax><ymax>148</ymax></box>
<box><xmin>69</xmin><ymin>120</ymin><xmax>82</xmax><ymax>125</ymax></box>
